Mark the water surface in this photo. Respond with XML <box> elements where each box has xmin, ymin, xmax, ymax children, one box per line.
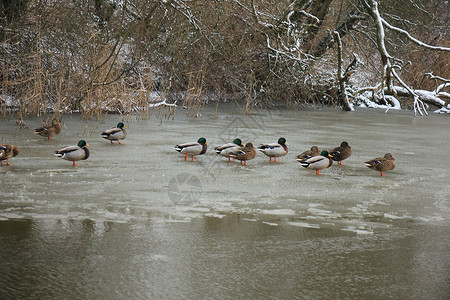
<box><xmin>1</xmin><ymin>105</ymin><xmax>449</xmax><ymax>299</ymax></box>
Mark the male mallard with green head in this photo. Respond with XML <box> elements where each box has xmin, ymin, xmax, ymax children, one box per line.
<box><xmin>329</xmin><ymin>141</ymin><xmax>352</xmax><ymax>165</ymax></box>
<box><xmin>364</xmin><ymin>153</ymin><xmax>396</xmax><ymax>176</ymax></box>
<box><xmin>215</xmin><ymin>138</ymin><xmax>244</xmax><ymax>161</ymax></box>
<box><xmin>299</xmin><ymin>150</ymin><xmax>333</xmax><ymax>175</ymax></box>
<box><xmin>34</xmin><ymin>119</ymin><xmax>62</xmax><ymax>139</ymax></box>
<box><xmin>0</xmin><ymin>144</ymin><xmax>19</xmax><ymax>166</ymax></box>
<box><xmin>101</xmin><ymin>122</ymin><xmax>127</xmax><ymax>144</ymax></box>
<box><xmin>230</xmin><ymin>142</ymin><xmax>257</xmax><ymax>166</ymax></box>
<box><xmin>175</xmin><ymin>137</ymin><xmax>208</xmax><ymax>161</ymax></box>
<box><xmin>54</xmin><ymin>140</ymin><xmax>90</xmax><ymax>166</ymax></box>
<box><xmin>258</xmin><ymin>137</ymin><xmax>288</xmax><ymax>162</ymax></box>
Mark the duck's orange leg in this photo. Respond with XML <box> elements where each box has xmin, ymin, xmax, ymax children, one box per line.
<box><xmin>72</xmin><ymin>161</ymin><xmax>80</xmax><ymax>167</ymax></box>
<box><xmin>118</xmin><ymin>141</ymin><xmax>122</xmax><ymax>144</ymax></box>
<box><xmin>191</xmin><ymin>155</ymin><xmax>195</xmax><ymax>161</ymax></box>
<box><xmin>380</xmin><ymin>171</ymin><xmax>386</xmax><ymax>177</ymax></box>
<box><xmin>274</xmin><ymin>156</ymin><xmax>278</xmax><ymax>162</ymax></box>
<box><xmin>316</xmin><ymin>170</ymin><xmax>323</xmax><ymax>175</ymax></box>
<box><xmin>184</xmin><ymin>153</ymin><xmax>188</xmax><ymax>161</ymax></box>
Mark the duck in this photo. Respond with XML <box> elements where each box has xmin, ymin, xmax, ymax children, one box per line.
<box><xmin>215</xmin><ymin>138</ymin><xmax>244</xmax><ymax>161</ymax></box>
<box><xmin>54</xmin><ymin>140</ymin><xmax>90</xmax><ymax>166</ymax></box>
<box><xmin>364</xmin><ymin>153</ymin><xmax>396</xmax><ymax>176</ymax></box>
<box><xmin>33</xmin><ymin>119</ymin><xmax>62</xmax><ymax>139</ymax></box>
<box><xmin>329</xmin><ymin>141</ymin><xmax>352</xmax><ymax>165</ymax></box>
<box><xmin>229</xmin><ymin>142</ymin><xmax>257</xmax><ymax>166</ymax></box>
<box><xmin>101</xmin><ymin>122</ymin><xmax>127</xmax><ymax>144</ymax></box>
<box><xmin>257</xmin><ymin>137</ymin><xmax>288</xmax><ymax>162</ymax></box>
<box><xmin>295</xmin><ymin>146</ymin><xmax>320</xmax><ymax>162</ymax></box>
<box><xmin>0</xmin><ymin>144</ymin><xmax>19</xmax><ymax>166</ymax></box>
<box><xmin>299</xmin><ymin>151</ymin><xmax>333</xmax><ymax>175</ymax></box>
<box><xmin>175</xmin><ymin>137</ymin><xmax>208</xmax><ymax>161</ymax></box>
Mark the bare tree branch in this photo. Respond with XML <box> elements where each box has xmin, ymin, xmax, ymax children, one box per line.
<box><xmin>381</xmin><ymin>19</ymin><xmax>450</xmax><ymax>52</ymax></box>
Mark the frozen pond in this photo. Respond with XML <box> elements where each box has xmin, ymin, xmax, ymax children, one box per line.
<box><xmin>1</xmin><ymin>104</ymin><xmax>449</xmax><ymax>299</ymax></box>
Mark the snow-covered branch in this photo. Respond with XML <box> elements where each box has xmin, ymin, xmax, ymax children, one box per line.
<box><xmin>335</xmin><ymin>31</ymin><xmax>353</xmax><ymax>111</ymax></box>
<box><xmin>391</xmin><ymin>69</ymin><xmax>427</xmax><ymax>116</ymax></box>
<box><xmin>164</xmin><ymin>0</ymin><xmax>215</xmax><ymax>49</ymax></box>
<box><xmin>381</xmin><ymin>19</ymin><xmax>450</xmax><ymax>52</ymax></box>
<box><xmin>425</xmin><ymin>72</ymin><xmax>450</xmax><ymax>94</ymax></box>
<box><xmin>363</xmin><ymin>0</ymin><xmax>393</xmax><ymax>90</ymax></box>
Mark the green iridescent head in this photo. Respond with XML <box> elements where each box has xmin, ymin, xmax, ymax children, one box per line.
<box><xmin>278</xmin><ymin>137</ymin><xmax>287</xmax><ymax>145</ymax></box>
<box><xmin>233</xmin><ymin>138</ymin><xmax>244</xmax><ymax>146</ymax></box>
<box><xmin>78</xmin><ymin>140</ymin><xmax>89</xmax><ymax>147</ymax></box>
<box><xmin>320</xmin><ymin>151</ymin><xmax>329</xmax><ymax>157</ymax></box>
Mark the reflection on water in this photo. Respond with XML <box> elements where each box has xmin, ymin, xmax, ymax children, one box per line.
<box><xmin>1</xmin><ymin>105</ymin><xmax>449</xmax><ymax>299</ymax></box>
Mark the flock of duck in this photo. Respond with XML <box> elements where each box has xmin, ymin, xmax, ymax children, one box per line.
<box><xmin>0</xmin><ymin>121</ymin><xmax>395</xmax><ymax>176</ymax></box>
<box><xmin>0</xmin><ymin>121</ymin><xmax>126</xmax><ymax>167</ymax></box>
<box><xmin>175</xmin><ymin>137</ymin><xmax>396</xmax><ymax>176</ymax></box>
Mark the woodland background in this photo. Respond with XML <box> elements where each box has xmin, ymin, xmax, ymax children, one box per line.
<box><xmin>1</xmin><ymin>0</ymin><xmax>449</xmax><ymax>121</ymax></box>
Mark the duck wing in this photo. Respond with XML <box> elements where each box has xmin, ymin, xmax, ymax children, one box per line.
<box><xmin>102</xmin><ymin>127</ymin><xmax>121</xmax><ymax>137</ymax></box>
<box><xmin>54</xmin><ymin>145</ymin><xmax>80</xmax><ymax>156</ymax></box>
<box><xmin>175</xmin><ymin>142</ymin><xmax>203</xmax><ymax>154</ymax></box>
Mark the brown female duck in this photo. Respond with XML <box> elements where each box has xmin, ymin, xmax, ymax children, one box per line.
<box><xmin>230</xmin><ymin>142</ymin><xmax>257</xmax><ymax>166</ymax></box>
<box><xmin>364</xmin><ymin>153</ymin><xmax>396</xmax><ymax>176</ymax></box>
<box><xmin>329</xmin><ymin>141</ymin><xmax>352</xmax><ymax>165</ymax></box>
<box><xmin>34</xmin><ymin>120</ymin><xmax>62</xmax><ymax>139</ymax></box>
<box><xmin>295</xmin><ymin>146</ymin><xmax>320</xmax><ymax>162</ymax></box>
<box><xmin>0</xmin><ymin>144</ymin><xmax>19</xmax><ymax>166</ymax></box>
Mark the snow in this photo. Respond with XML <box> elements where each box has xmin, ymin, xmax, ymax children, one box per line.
<box><xmin>287</xmin><ymin>222</ymin><xmax>320</xmax><ymax>229</ymax></box>
<box><xmin>434</xmin><ymin>104</ymin><xmax>450</xmax><ymax>114</ymax></box>
<box><xmin>204</xmin><ymin>213</ymin><xmax>226</xmax><ymax>219</ymax></box>
<box><xmin>0</xmin><ymin>94</ymin><xmax>15</xmax><ymax>106</ymax></box>
<box><xmin>261</xmin><ymin>221</ymin><xmax>279</xmax><ymax>226</ymax></box>
<box><xmin>405</xmin><ymin>88</ymin><xmax>445</xmax><ymax>107</ymax></box>
<box><xmin>355</xmin><ymin>92</ymin><xmax>401</xmax><ymax>110</ymax></box>
<box><xmin>261</xmin><ymin>208</ymin><xmax>297</xmax><ymax>216</ymax></box>
<box><xmin>382</xmin><ymin>18</ymin><xmax>450</xmax><ymax>52</ymax></box>
<box><xmin>149</xmin><ymin>100</ymin><xmax>177</xmax><ymax>108</ymax></box>
<box><xmin>383</xmin><ymin>213</ymin><xmax>405</xmax><ymax>220</ymax></box>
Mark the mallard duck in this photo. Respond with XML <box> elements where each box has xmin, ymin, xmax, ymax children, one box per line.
<box><xmin>258</xmin><ymin>137</ymin><xmax>288</xmax><ymax>162</ymax></box>
<box><xmin>329</xmin><ymin>141</ymin><xmax>352</xmax><ymax>165</ymax></box>
<box><xmin>230</xmin><ymin>142</ymin><xmax>257</xmax><ymax>166</ymax></box>
<box><xmin>364</xmin><ymin>153</ymin><xmax>396</xmax><ymax>176</ymax></box>
<box><xmin>299</xmin><ymin>151</ymin><xmax>333</xmax><ymax>175</ymax></box>
<box><xmin>33</xmin><ymin>119</ymin><xmax>62</xmax><ymax>139</ymax></box>
<box><xmin>175</xmin><ymin>137</ymin><xmax>208</xmax><ymax>161</ymax></box>
<box><xmin>215</xmin><ymin>138</ymin><xmax>244</xmax><ymax>161</ymax></box>
<box><xmin>54</xmin><ymin>140</ymin><xmax>90</xmax><ymax>166</ymax></box>
<box><xmin>295</xmin><ymin>146</ymin><xmax>320</xmax><ymax>162</ymax></box>
<box><xmin>0</xmin><ymin>144</ymin><xmax>19</xmax><ymax>166</ymax></box>
<box><xmin>101</xmin><ymin>122</ymin><xmax>127</xmax><ymax>144</ymax></box>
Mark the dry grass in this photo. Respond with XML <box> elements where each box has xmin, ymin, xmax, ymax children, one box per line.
<box><xmin>183</xmin><ymin>70</ymin><xmax>205</xmax><ymax>118</ymax></box>
<box><xmin>1</xmin><ymin>0</ymin><xmax>448</xmax><ymax>124</ymax></box>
